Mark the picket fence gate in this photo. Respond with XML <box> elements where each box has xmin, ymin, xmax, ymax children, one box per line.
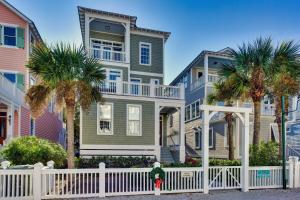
<box><xmin>1</xmin><ymin>157</ymin><xmax>299</xmax><ymax>200</ymax></box>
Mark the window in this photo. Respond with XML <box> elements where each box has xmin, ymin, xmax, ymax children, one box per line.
<box><xmin>108</xmin><ymin>70</ymin><xmax>121</xmax><ymax>81</ymax></box>
<box><xmin>91</xmin><ymin>39</ymin><xmax>124</xmax><ymax>61</ymax></box>
<box><xmin>127</xmin><ymin>105</ymin><xmax>142</xmax><ymax>136</ymax></box>
<box><xmin>151</xmin><ymin>79</ymin><xmax>160</xmax><ymax>85</ymax></box>
<box><xmin>97</xmin><ymin>103</ymin><xmax>113</xmax><ymax>135</ymax></box>
<box><xmin>3</xmin><ymin>26</ymin><xmax>16</xmax><ymax>46</ymax></box>
<box><xmin>30</xmin><ymin>117</ymin><xmax>35</xmax><ymax>136</ymax></box>
<box><xmin>196</xmin><ymin>101</ymin><xmax>200</xmax><ymax>117</ymax></box>
<box><xmin>139</xmin><ymin>42</ymin><xmax>151</xmax><ymax>65</ymax></box>
<box><xmin>183</xmin><ymin>75</ymin><xmax>188</xmax><ymax>88</ymax></box>
<box><xmin>3</xmin><ymin>72</ymin><xmax>16</xmax><ymax>83</ymax></box>
<box><xmin>169</xmin><ymin>115</ymin><xmax>173</xmax><ymax>127</ymax></box>
<box><xmin>191</xmin><ymin>103</ymin><xmax>196</xmax><ymax>119</ymax></box>
<box><xmin>194</xmin><ymin>128</ymin><xmax>214</xmax><ymax>149</ymax></box>
<box><xmin>185</xmin><ymin>106</ymin><xmax>191</xmax><ymax>121</ymax></box>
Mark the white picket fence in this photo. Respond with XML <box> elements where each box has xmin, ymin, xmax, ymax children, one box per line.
<box><xmin>1</xmin><ymin>158</ymin><xmax>300</xmax><ymax>200</ymax></box>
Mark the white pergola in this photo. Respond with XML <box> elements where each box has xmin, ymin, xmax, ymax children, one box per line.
<box><xmin>200</xmin><ymin>105</ymin><xmax>252</xmax><ymax>193</ymax></box>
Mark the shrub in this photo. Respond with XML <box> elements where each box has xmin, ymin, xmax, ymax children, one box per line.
<box><xmin>163</xmin><ymin>158</ymin><xmax>241</xmax><ymax>168</ymax></box>
<box><xmin>249</xmin><ymin>141</ymin><xmax>280</xmax><ymax>166</ymax></box>
<box><xmin>0</xmin><ymin>136</ymin><xmax>67</xmax><ymax>168</ymax></box>
<box><xmin>76</xmin><ymin>156</ymin><xmax>156</xmax><ymax>168</ymax></box>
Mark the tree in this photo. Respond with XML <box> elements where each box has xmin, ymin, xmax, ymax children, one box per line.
<box><xmin>266</xmin><ymin>41</ymin><xmax>300</xmax><ymax>157</ymax></box>
<box><xmin>26</xmin><ymin>43</ymin><xmax>105</xmax><ymax>168</ymax></box>
<box><xmin>208</xmin><ymin>72</ymin><xmax>247</xmax><ymax>160</ymax></box>
<box><xmin>223</xmin><ymin>37</ymin><xmax>273</xmax><ymax>145</ymax></box>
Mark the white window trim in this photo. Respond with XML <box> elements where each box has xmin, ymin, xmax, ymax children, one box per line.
<box><xmin>126</xmin><ymin>104</ymin><xmax>142</xmax><ymax>136</ymax></box>
<box><xmin>151</xmin><ymin>78</ymin><xmax>160</xmax><ymax>85</ymax></box>
<box><xmin>105</xmin><ymin>68</ymin><xmax>123</xmax><ymax>81</ymax></box>
<box><xmin>139</xmin><ymin>42</ymin><xmax>152</xmax><ymax>66</ymax></box>
<box><xmin>97</xmin><ymin>103</ymin><xmax>114</xmax><ymax>135</ymax></box>
<box><xmin>0</xmin><ymin>24</ymin><xmax>18</xmax><ymax>48</ymax></box>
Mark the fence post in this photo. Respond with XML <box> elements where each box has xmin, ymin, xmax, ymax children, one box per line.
<box><xmin>99</xmin><ymin>162</ymin><xmax>106</xmax><ymax>198</ymax></box>
<box><xmin>289</xmin><ymin>156</ymin><xmax>299</xmax><ymax>188</ymax></box>
<box><xmin>33</xmin><ymin>162</ymin><xmax>43</xmax><ymax>200</ymax></box>
<box><xmin>154</xmin><ymin>162</ymin><xmax>161</xmax><ymax>196</ymax></box>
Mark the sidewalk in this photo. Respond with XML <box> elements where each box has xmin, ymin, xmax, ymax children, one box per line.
<box><xmin>83</xmin><ymin>189</ymin><xmax>300</xmax><ymax>200</ymax></box>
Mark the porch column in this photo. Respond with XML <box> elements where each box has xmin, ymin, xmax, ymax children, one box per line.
<box><xmin>235</xmin><ymin>117</ymin><xmax>240</xmax><ymax>159</ymax></box>
<box><xmin>84</xmin><ymin>15</ymin><xmax>90</xmax><ymax>51</ymax></box>
<box><xmin>203</xmin><ymin>54</ymin><xmax>209</xmax><ymax>104</ymax></box>
<box><xmin>202</xmin><ymin>108</ymin><xmax>210</xmax><ymax>194</ymax></box>
<box><xmin>6</xmin><ymin>105</ymin><xmax>14</xmax><ymax>143</ymax></box>
<box><xmin>124</xmin><ymin>23</ymin><xmax>130</xmax><ymax>63</ymax></box>
<box><xmin>241</xmin><ymin>112</ymin><xmax>250</xmax><ymax>192</ymax></box>
<box><xmin>155</xmin><ymin>103</ymin><xmax>161</xmax><ymax>161</ymax></box>
<box><xmin>179</xmin><ymin>105</ymin><xmax>185</xmax><ymax>163</ymax></box>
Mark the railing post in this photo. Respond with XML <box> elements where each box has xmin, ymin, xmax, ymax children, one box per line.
<box><xmin>295</xmin><ymin>157</ymin><xmax>300</xmax><ymax>188</ymax></box>
<box><xmin>116</xmin><ymin>77</ymin><xmax>122</xmax><ymax>95</ymax></box>
<box><xmin>150</xmin><ymin>82</ymin><xmax>155</xmax><ymax>97</ymax></box>
<box><xmin>153</xmin><ymin>162</ymin><xmax>161</xmax><ymax>196</ymax></box>
<box><xmin>33</xmin><ymin>162</ymin><xmax>43</xmax><ymax>200</ymax></box>
<box><xmin>289</xmin><ymin>156</ymin><xmax>299</xmax><ymax>188</ymax></box>
<box><xmin>180</xmin><ymin>83</ymin><xmax>185</xmax><ymax>99</ymax></box>
<box><xmin>1</xmin><ymin>161</ymin><xmax>11</xmax><ymax>169</ymax></box>
<box><xmin>99</xmin><ymin>162</ymin><xmax>106</xmax><ymax>198</ymax></box>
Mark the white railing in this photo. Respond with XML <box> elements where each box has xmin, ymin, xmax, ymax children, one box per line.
<box><xmin>0</xmin><ymin>73</ymin><xmax>24</xmax><ymax>106</ymax></box>
<box><xmin>89</xmin><ymin>48</ymin><xmax>126</xmax><ymax>63</ymax></box>
<box><xmin>98</xmin><ymin>80</ymin><xmax>184</xmax><ymax>100</ymax></box>
<box><xmin>248</xmin><ymin>166</ymin><xmax>288</xmax><ymax>189</ymax></box>
<box><xmin>190</xmin><ymin>74</ymin><xmax>219</xmax><ymax>91</ymax></box>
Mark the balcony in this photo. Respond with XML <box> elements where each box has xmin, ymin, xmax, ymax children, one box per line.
<box><xmin>190</xmin><ymin>74</ymin><xmax>219</xmax><ymax>91</ymax></box>
<box><xmin>0</xmin><ymin>73</ymin><xmax>24</xmax><ymax>106</ymax></box>
<box><xmin>89</xmin><ymin>47</ymin><xmax>126</xmax><ymax>63</ymax></box>
<box><xmin>98</xmin><ymin>80</ymin><xmax>184</xmax><ymax>100</ymax></box>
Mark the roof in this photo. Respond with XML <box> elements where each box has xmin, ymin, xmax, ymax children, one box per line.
<box><xmin>170</xmin><ymin>49</ymin><xmax>233</xmax><ymax>85</ymax></box>
<box><xmin>0</xmin><ymin>0</ymin><xmax>42</xmax><ymax>42</ymax></box>
<box><xmin>78</xmin><ymin>6</ymin><xmax>171</xmax><ymax>45</ymax></box>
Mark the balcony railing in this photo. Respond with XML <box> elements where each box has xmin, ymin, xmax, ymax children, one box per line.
<box><xmin>190</xmin><ymin>74</ymin><xmax>219</xmax><ymax>91</ymax></box>
<box><xmin>98</xmin><ymin>80</ymin><xmax>184</xmax><ymax>100</ymax></box>
<box><xmin>0</xmin><ymin>73</ymin><xmax>24</xmax><ymax>106</ymax></box>
<box><xmin>88</xmin><ymin>48</ymin><xmax>126</xmax><ymax>63</ymax></box>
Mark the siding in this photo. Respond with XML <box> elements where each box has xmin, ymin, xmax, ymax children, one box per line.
<box><xmin>130</xmin><ymin>74</ymin><xmax>163</xmax><ymax>84</ymax></box>
<box><xmin>130</xmin><ymin>34</ymin><xmax>163</xmax><ymax>74</ymax></box>
<box><xmin>82</xmin><ymin>98</ymin><xmax>155</xmax><ymax>145</ymax></box>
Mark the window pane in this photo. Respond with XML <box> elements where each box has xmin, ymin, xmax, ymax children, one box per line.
<box><xmin>196</xmin><ymin>101</ymin><xmax>200</xmax><ymax>117</ymax></box>
<box><xmin>4</xmin><ymin>27</ymin><xmax>16</xmax><ymax>36</ymax></box>
<box><xmin>128</xmin><ymin>121</ymin><xmax>140</xmax><ymax>135</ymax></box>
<box><xmin>4</xmin><ymin>73</ymin><xmax>16</xmax><ymax>83</ymax></box>
<box><xmin>99</xmin><ymin>105</ymin><xmax>111</xmax><ymax>119</ymax></box>
<box><xmin>191</xmin><ymin>103</ymin><xmax>196</xmax><ymax>118</ymax></box>
<box><xmin>129</xmin><ymin>106</ymin><xmax>140</xmax><ymax>120</ymax></box>
<box><xmin>4</xmin><ymin>36</ymin><xmax>16</xmax><ymax>46</ymax></box>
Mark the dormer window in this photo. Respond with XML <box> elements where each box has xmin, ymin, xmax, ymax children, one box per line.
<box><xmin>139</xmin><ymin>42</ymin><xmax>151</xmax><ymax>65</ymax></box>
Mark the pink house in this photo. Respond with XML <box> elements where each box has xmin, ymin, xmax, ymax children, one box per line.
<box><xmin>0</xmin><ymin>0</ymin><xmax>64</xmax><ymax>145</ymax></box>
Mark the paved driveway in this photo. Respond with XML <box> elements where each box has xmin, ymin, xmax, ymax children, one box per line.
<box><xmin>82</xmin><ymin>189</ymin><xmax>300</xmax><ymax>200</ymax></box>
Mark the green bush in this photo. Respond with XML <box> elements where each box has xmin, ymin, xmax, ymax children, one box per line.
<box><xmin>249</xmin><ymin>141</ymin><xmax>280</xmax><ymax>166</ymax></box>
<box><xmin>76</xmin><ymin>156</ymin><xmax>156</xmax><ymax>168</ymax></box>
<box><xmin>0</xmin><ymin>136</ymin><xmax>67</xmax><ymax>168</ymax></box>
<box><xmin>163</xmin><ymin>158</ymin><xmax>241</xmax><ymax>168</ymax></box>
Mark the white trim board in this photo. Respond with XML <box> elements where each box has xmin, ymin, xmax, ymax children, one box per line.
<box><xmin>130</xmin><ymin>71</ymin><xmax>164</xmax><ymax>77</ymax></box>
<box><xmin>131</xmin><ymin>31</ymin><xmax>165</xmax><ymax>39</ymax></box>
<box><xmin>80</xmin><ymin>150</ymin><xmax>155</xmax><ymax>156</ymax></box>
<box><xmin>80</xmin><ymin>144</ymin><xmax>156</xmax><ymax>149</ymax></box>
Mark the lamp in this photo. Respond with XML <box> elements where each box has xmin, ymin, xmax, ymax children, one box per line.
<box><xmin>8</xmin><ymin>115</ymin><xmax>11</xmax><ymax>125</ymax></box>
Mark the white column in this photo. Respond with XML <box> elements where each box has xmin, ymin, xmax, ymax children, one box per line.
<box><xmin>235</xmin><ymin>117</ymin><xmax>240</xmax><ymax>159</ymax></box>
<box><xmin>180</xmin><ymin>83</ymin><xmax>185</xmax><ymax>100</ymax></box>
<box><xmin>155</xmin><ymin>103</ymin><xmax>161</xmax><ymax>161</ymax></box>
<box><xmin>203</xmin><ymin>54</ymin><xmax>209</xmax><ymax>104</ymax></box>
<box><xmin>116</xmin><ymin>77</ymin><xmax>122</xmax><ymax>94</ymax></box>
<box><xmin>179</xmin><ymin>105</ymin><xmax>185</xmax><ymax>163</ymax></box>
<box><xmin>202</xmin><ymin>109</ymin><xmax>210</xmax><ymax>194</ymax></box>
<box><xmin>85</xmin><ymin>14</ymin><xmax>90</xmax><ymax>52</ymax></box>
<box><xmin>99</xmin><ymin>162</ymin><xmax>106</xmax><ymax>197</ymax></box>
<box><xmin>33</xmin><ymin>163</ymin><xmax>43</xmax><ymax>200</ymax></box>
<box><xmin>125</xmin><ymin>23</ymin><xmax>130</xmax><ymax>63</ymax></box>
<box><xmin>6</xmin><ymin>105</ymin><xmax>14</xmax><ymax>142</ymax></box>
<box><xmin>242</xmin><ymin>112</ymin><xmax>249</xmax><ymax>192</ymax></box>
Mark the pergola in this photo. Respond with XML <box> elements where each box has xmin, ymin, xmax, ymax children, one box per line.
<box><xmin>200</xmin><ymin>105</ymin><xmax>252</xmax><ymax>193</ymax></box>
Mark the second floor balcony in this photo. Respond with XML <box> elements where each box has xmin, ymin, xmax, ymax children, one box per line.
<box><xmin>190</xmin><ymin>74</ymin><xmax>219</xmax><ymax>91</ymax></box>
<box><xmin>88</xmin><ymin>45</ymin><xmax>126</xmax><ymax>63</ymax></box>
<box><xmin>98</xmin><ymin>80</ymin><xmax>184</xmax><ymax>100</ymax></box>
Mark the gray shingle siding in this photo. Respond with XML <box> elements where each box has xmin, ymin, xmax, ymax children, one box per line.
<box><xmin>130</xmin><ymin>34</ymin><xmax>164</xmax><ymax>74</ymax></box>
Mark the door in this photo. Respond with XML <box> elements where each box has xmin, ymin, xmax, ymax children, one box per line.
<box><xmin>130</xmin><ymin>78</ymin><xmax>141</xmax><ymax>95</ymax></box>
<box><xmin>0</xmin><ymin>112</ymin><xmax>7</xmax><ymax>145</ymax></box>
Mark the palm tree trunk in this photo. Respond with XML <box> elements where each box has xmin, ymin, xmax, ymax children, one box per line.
<box><xmin>253</xmin><ymin>101</ymin><xmax>261</xmax><ymax>145</ymax></box>
<box><xmin>66</xmin><ymin>105</ymin><xmax>75</xmax><ymax>169</ymax></box>
<box><xmin>225</xmin><ymin>113</ymin><xmax>234</xmax><ymax>160</ymax></box>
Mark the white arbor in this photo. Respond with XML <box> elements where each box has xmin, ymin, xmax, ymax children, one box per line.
<box><xmin>200</xmin><ymin>105</ymin><xmax>252</xmax><ymax>193</ymax></box>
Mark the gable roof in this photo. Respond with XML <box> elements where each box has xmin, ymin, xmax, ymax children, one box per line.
<box><xmin>0</xmin><ymin>0</ymin><xmax>42</xmax><ymax>42</ymax></box>
<box><xmin>170</xmin><ymin>49</ymin><xmax>233</xmax><ymax>85</ymax></box>
<box><xmin>78</xmin><ymin>6</ymin><xmax>171</xmax><ymax>45</ymax></box>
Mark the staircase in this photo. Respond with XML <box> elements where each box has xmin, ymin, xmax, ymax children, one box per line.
<box><xmin>160</xmin><ymin>147</ymin><xmax>175</xmax><ymax>163</ymax></box>
<box><xmin>287</xmin><ymin>134</ymin><xmax>300</xmax><ymax>158</ymax></box>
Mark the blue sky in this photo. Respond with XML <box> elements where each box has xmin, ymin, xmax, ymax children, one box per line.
<box><xmin>8</xmin><ymin>0</ymin><xmax>300</xmax><ymax>83</ymax></box>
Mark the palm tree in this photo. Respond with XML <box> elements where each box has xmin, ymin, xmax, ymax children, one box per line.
<box><xmin>224</xmin><ymin>37</ymin><xmax>273</xmax><ymax>145</ymax></box>
<box><xmin>208</xmin><ymin>71</ymin><xmax>248</xmax><ymax>160</ymax></box>
<box><xmin>26</xmin><ymin>43</ymin><xmax>105</xmax><ymax>168</ymax></box>
<box><xmin>266</xmin><ymin>41</ymin><xmax>300</xmax><ymax>157</ymax></box>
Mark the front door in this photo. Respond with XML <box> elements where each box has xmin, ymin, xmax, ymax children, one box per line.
<box><xmin>159</xmin><ymin>116</ymin><xmax>163</xmax><ymax>146</ymax></box>
<box><xmin>0</xmin><ymin>112</ymin><xmax>7</xmax><ymax>145</ymax></box>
